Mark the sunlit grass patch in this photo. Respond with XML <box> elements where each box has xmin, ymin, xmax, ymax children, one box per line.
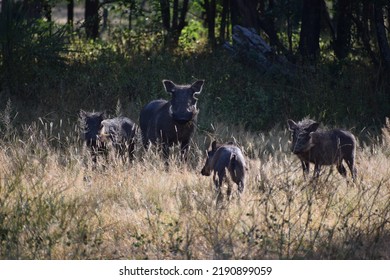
<box><xmin>0</xmin><ymin>116</ymin><xmax>389</xmax><ymax>259</ymax></box>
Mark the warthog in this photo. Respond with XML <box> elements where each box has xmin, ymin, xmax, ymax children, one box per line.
<box><xmin>139</xmin><ymin>79</ymin><xmax>204</xmax><ymax>161</ymax></box>
<box><xmin>98</xmin><ymin>116</ymin><xmax>137</xmax><ymax>162</ymax></box>
<box><xmin>201</xmin><ymin>141</ymin><xmax>246</xmax><ymax>199</ymax></box>
<box><xmin>287</xmin><ymin>118</ymin><xmax>357</xmax><ymax>180</ymax></box>
<box><xmin>79</xmin><ymin>110</ymin><xmax>108</xmax><ymax>164</ymax></box>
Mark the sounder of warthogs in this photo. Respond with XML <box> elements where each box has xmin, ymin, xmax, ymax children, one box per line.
<box><xmin>139</xmin><ymin>79</ymin><xmax>204</xmax><ymax>161</ymax></box>
<box><xmin>98</xmin><ymin>116</ymin><xmax>138</xmax><ymax>162</ymax></box>
<box><xmin>287</xmin><ymin>118</ymin><xmax>357</xmax><ymax>180</ymax></box>
<box><xmin>201</xmin><ymin>141</ymin><xmax>247</xmax><ymax>201</ymax></box>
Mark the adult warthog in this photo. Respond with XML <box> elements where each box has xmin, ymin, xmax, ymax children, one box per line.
<box><xmin>287</xmin><ymin>118</ymin><xmax>357</xmax><ymax>180</ymax></box>
<box><xmin>139</xmin><ymin>79</ymin><xmax>204</xmax><ymax>161</ymax></box>
<box><xmin>201</xmin><ymin>141</ymin><xmax>247</xmax><ymax>201</ymax></box>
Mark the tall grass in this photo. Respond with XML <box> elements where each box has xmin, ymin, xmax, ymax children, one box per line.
<box><xmin>0</xmin><ymin>111</ymin><xmax>389</xmax><ymax>259</ymax></box>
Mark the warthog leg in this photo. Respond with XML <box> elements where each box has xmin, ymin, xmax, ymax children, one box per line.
<box><xmin>313</xmin><ymin>163</ymin><xmax>321</xmax><ymax>178</ymax></box>
<box><xmin>346</xmin><ymin>158</ymin><xmax>357</xmax><ymax>181</ymax></box>
<box><xmin>337</xmin><ymin>162</ymin><xmax>347</xmax><ymax>177</ymax></box>
<box><xmin>301</xmin><ymin>160</ymin><xmax>310</xmax><ymax>178</ymax></box>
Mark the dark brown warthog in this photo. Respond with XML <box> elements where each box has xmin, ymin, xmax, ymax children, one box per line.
<box><xmin>79</xmin><ymin>110</ymin><xmax>108</xmax><ymax>164</ymax></box>
<box><xmin>139</xmin><ymin>79</ymin><xmax>204</xmax><ymax>161</ymax></box>
<box><xmin>287</xmin><ymin>119</ymin><xmax>357</xmax><ymax>180</ymax></box>
<box><xmin>98</xmin><ymin>117</ymin><xmax>137</xmax><ymax>162</ymax></box>
<box><xmin>201</xmin><ymin>141</ymin><xmax>247</xmax><ymax>199</ymax></box>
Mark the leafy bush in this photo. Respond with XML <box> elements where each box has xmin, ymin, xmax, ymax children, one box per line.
<box><xmin>0</xmin><ymin>2</ymin><xmax>70</xmax><ymax>100</ymax></box>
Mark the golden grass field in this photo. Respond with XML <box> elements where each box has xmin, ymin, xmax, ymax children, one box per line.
<box><xmin>0</xmin><ymin>116</ymin><xmax>389</xmax><ymax>260</ymax></box>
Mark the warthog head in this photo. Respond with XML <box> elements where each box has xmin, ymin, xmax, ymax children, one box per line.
<box><xmin>201</xmin><ymin>140</ymin><xmax>219</xmax><ymax>176</ymax></box>
<box><xmin>164</xmin><ymin>80</ymin><xmax>204</xmax><ymax>125</ymax></box>
<box><xmin>98</xmin><ymin>119</ymin><xmax>111</xmax><ymax>143</ymax></box>
<box><xmin>79</xmin><ymin>110</ymin><xmax>105</xmax><ymax>149</ymax></box>
<box><xmin>287</xmin><ymin>119</ymin><xmax>320</xmax><ymax>154</ymax></box>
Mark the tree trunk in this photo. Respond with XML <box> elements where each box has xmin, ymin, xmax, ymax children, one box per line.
<box><xmin>234</xmin><ymin>0</ymin><xmax>259</xmax><ymax>29</ymax></box>
<box><xmin>23</xmin><ymin>0</ymin><xmax>44</xmax><ymax>19</ymax></box>
<box><xmin>204</xmin><ymin>0</ymin><xmax>216</xmax><ymax>49</ymax></box>
<box><xmin>233</xmin><ymin>0</ymin><xmax>291</xmax><ymax>60</ymax></box>
<box><xmin>128</xmin><ymin>0</ymin><xmax>135</xmax><ymax>31</ymax></box>
<box><xmin>159</xmin><ymin>0</ymin><xmax>189</xmax><ymax>49</ymax></box>
<box><xmin>374</xmin><ymin>4</ymin><xmax>390</xmax><ymax>69</ymax></box>
<box><xmin>160</xmin><ymin>0</ymin><xmax>170</xmax><ymax>30</ymax></box>
<box><xmin>230</xmin><ymin>0</ymin><xmax>239</xmax><ymax>28</ymax></box>
<box><xmin>67</xmin><ymin>0</ymin><xmax>74</xmax><ymax>27</ymax></box>
<box><xmin>354</xmin><ymin>1</ymin><xmax>378</xmax><ymax>66</ymax></box>
<box><xmin>257</xmin><ymin>0</ymin><xmax>290</xmax><ymax>57</ymax></box>
<box><xmin>286</xmin><ymin>0</ymin><xmax>293</xmax><ymax>54</ymax></box>
<box><xmin>298</xmin><ymin>0</ymin><xmax>322</xmax><ymax>62</ymax></box>
<box><xmin>224</xmin><ymin>25</ymin><xmax>295</xmax><ymax>79</ymax></box>
<box><xmin>220</xmin><ymin>0</ymin><xmax>229</xmax><ymax>42</ymax></box>
<box><xmin>334</xmin><ymin>0</ymin><xmax>352</xmax><ymax>60</ymax></box>
<box><xmin>85</xmin><ymin>0</ymin><xmax>100</xmax><ymax>40</ymax></box>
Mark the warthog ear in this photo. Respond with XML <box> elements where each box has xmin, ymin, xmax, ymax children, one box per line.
<box><xmin>98</xmin><ymin>111</ymin><xmax>106</xmax><ymax>120</ymax></box>
<box><xmin>191</xmin><ymin>80</ymin><xmax>205</xmax><ymax>94</ymax></box>
<box><xmin>287</xmin><ymin>119</ymin><xmax>298</xmax><ymax>131</ymax></box>
<box><xmin>306</xmin><ymin>122</ymin><xmax>320</xmax><ymax>132</ymax></box>
<box><xmin>162</xmin><ymin>80</ymin><xmax>176</xmax><ymax>93</ymax></box>
<box><xmin>211</xmin><ymin>140</ymin><xmax>217</xmax><ymax>151</ymax></box>
<box><xmin>79</xmin><ymin>109</ymin><xmax>86</xmax><ymax>118</ymax></box>
<box><xmin>99</xmin><ymin>120</ymin><xmax>107</xmax><ymax>135</ymax></box>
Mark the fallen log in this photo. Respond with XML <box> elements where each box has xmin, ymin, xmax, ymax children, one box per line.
<box><xmin>224</xmin><ymin>25</ymin><xmax>296</xmax><ymax>77</ymax></box>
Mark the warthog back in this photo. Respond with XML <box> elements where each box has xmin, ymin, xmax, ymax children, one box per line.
<box><xmin>201</xmin><ymin>141</ymin><xmax>246</xmax><ymax>198</ymax></box>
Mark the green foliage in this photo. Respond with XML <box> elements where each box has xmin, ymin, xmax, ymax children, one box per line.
<box><xmin>0</xmin><ymin>1</ymin><xmax>70</xmax><ymax>99</ymax></box>
<box><xmin>178</xmin><ymin>19</ymin><xmax>207</xmax><ymax>52</ymax></box>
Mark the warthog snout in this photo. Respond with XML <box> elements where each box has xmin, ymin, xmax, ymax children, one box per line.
<box><xmin>200</xmin><ymin>151</ymin><xmax>212</xmax><ymax>176</ymax></box>
<box><xmin>170</xmin><ymin>108</ymin><xmax>197</xmax><ymax>124</ymax></box>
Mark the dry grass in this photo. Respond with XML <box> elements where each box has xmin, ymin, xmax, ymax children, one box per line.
<box><xmin>0</xmin><ymin>119</ymin><xmax>389</xmax><ymax>260</ymax></box>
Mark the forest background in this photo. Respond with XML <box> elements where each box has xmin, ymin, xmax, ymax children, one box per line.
<box><xmin>1</xmin><ymin>0</ymin><xmax>389</xmax><ymax>130</ymax></box>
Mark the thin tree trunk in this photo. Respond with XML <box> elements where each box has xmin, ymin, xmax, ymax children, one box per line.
<box><xmin>298</xmin><ymin>0</ymin><xmax>322</xmax><ymax>62</ymax></box>
<box><xmin>128</xmin><ymin>0</ymin><xmax>135</xmax><ymax>31</ymax></box>
<box><xmin>205</xmin><ymin>0</ymin><xmax>216</xmax><ymax>49</ymax></box>
<box><xmin>85</xmin><ymin>0</ymin><xmax>100</xmax><ymax>39</ymax></box>
<box><xmin>220</xmin><ymin>0</ymin><xmax>229</xmax><ymax>43</ymax></box>
<box><xmin>334</xmin><ymin>0</ymin><xmax>352</xmax><ymax>60</ymax></box>
<box><xmin>160</xmin><ymin>0</ymin><xmax>170</xmax><ymax>31</ymax></box>
<box><xmin>374</xmin><ymin>4</ymin><xmax>390</xmax><ymax>69</ymax></box>
<box><xmin>230</xmin><ymin>0</ymin><xmax>239</xmax><ymax>28</ymax></box>
<box><xmin>354</xmin><ymin>1</ymin><xmax>378</xmax><ymax>66</ymax></box>
<box><xmin>286</xmin><ymin>0</ymin><xmax>293</xmax><ymax>53</ymax></box>
<box><xmin>160</xmin><ymin>0</ymin><xmax>189</xmax><ymax>49</ymax></box>
<box><xmin>67</xmin><ymin>0</ymin><xmax>74</xmax><ymax>27</ymax></box>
